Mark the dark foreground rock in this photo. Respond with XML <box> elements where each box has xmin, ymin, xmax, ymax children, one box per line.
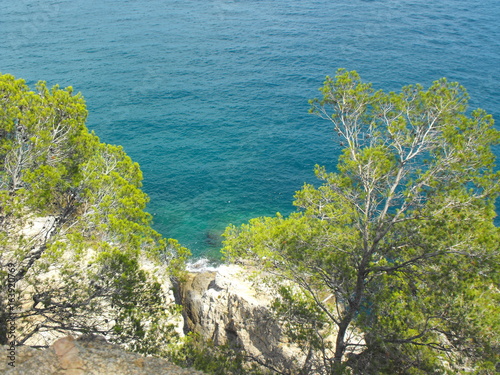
<box><xmin>1</xmin><ymin>335</ymin><xmax>206</xmax><ymax>375</ymax></box>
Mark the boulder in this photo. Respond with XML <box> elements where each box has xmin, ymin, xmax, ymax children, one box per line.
<box><xmin>0</xmin><ymin>335</ymin><xmax>206</xmax><ymax>375</ymax></box>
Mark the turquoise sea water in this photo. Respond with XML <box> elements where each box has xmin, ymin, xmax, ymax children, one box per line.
<box><xmin>1</xmin><ymin>0</ymin><xmax>499</xmax><ymax>257</ymax></box>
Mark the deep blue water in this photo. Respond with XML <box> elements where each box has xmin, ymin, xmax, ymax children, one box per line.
<box><xmin>1</xmin><ymin>0</ymin><xmax>499</xmax><ymax>257</ymax></box>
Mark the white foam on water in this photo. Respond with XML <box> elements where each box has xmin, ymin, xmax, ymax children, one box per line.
<box><xmin>186</xmin><ymin>258</ymin><xmax>220</xmax><ymax>273</ymax></box>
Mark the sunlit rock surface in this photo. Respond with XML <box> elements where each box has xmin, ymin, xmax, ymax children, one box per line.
<box><xmin>180</xmin><ymin>264</ymin><xmax>301</xmax><ymax>369</ymax></box>
<box><xmin>1</xmin><ymin>335</ymin><xmax>206</xmax><ymax>375</ymax></box>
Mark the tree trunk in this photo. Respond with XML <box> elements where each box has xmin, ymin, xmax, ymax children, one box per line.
<box><xmin>332</xmin><ymin>260</ymin><xmax>367</xmax><ymax>373</ymax></box>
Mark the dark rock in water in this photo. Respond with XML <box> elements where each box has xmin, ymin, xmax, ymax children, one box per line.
<box><xmin>204</xmin><ymin>230</ymin><xmax>222</xmax><ymax>247</ymax></box>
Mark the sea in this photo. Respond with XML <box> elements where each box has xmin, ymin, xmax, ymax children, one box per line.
<box><xmin>1</xmin><ymin>0</ymin><xmax>499</xmax><ymax>258</ymax></box>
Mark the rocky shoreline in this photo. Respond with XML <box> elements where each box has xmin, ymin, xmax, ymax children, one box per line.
<box><xmin>1</xmin><ymin>263</ymin><xmax>302</xmax><ymax>374</ymax></box>
<box><xmin>178</xmin><ymin>264</ymin><xmax>304</xmax><ymax>370</ymax></box>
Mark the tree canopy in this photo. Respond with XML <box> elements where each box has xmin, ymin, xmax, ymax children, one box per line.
<box><xmin>223</xmin><ymin>70</ymin><xmax>500</xmax><ymax>374</ymax></box>
<box><xmin>0</xmin><ymin>74</ymin><xmax>189</xmax><ymax>353</ymax></box>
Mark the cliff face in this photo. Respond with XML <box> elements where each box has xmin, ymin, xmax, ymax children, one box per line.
<box><xmin>1</xmin><ymin>335</ymin><xmax>205</xmax><ymax>375</ymax></box>
<box><xmin>180</xmin><ymin>264</ymin><xmax>302</xmax><ymax>369</ymax></box>
<box><xmin>3</xmin><ymin>264</ymin><xmax>311</xmax><ymax>373</ymax></box>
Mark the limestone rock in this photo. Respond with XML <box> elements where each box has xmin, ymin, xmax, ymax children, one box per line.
<box><xmin>180</xmin><ymin>264</ymin><xmax>301</xmax><ymax>369</ymax></box>
<box><xmin>0</xmin><ymin>335</ymin><xmax>206</xmax><ymax>375</ymax></box>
